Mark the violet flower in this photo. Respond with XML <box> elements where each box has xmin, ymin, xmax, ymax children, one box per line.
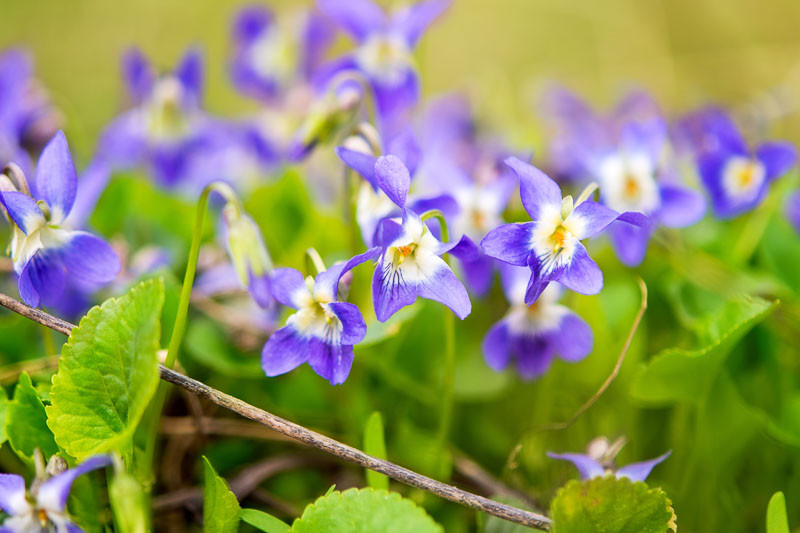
<box><xmin>230</xmin><ymin>5</ymin><xmax>333</xmax><ymax>103</ymax></box>
<box><xmin>262</xmin><ymin>249</ymin><xmax>378</xmax><ymax>385</ymax></box>
<box><xmin>369</xmin><ymin>155</ymin><xmax>471</xmax><ymax>322</ymax></box>
<box><xmin>0</xmin><ymin>131</ymin><xmax>120</xmax><ymax>308</ymax></box>
<box><xmin>316</xmin><ymin>0</ymin><xmax>450</xmax><ymax>136</ymax></box>
<box><xmin>483</xmin><ymin>265</ymin><xmax>592</xmax><ymax>380</ymax></box>
<box><xmin>0</xmin><ymin>455</ymin><xmax>111</xmax><ymax>533</ymax></box>
<box><xmin>96</xmin><ymin>47</ymin><xmax>214</xmax><ymax>189</ymax></box>
<box><xmin>541</xmin><ymin>87</ymin><xmax>706</xmax><ymax>266</ymax></box>
<box><xmin>681</xmin><ymin>107</ymin><xmax>797</xmax><ymax>218</ymax></box>
<box><xmin>481</xmin><ymin>156</ymin><xmax>645</xmax><ymax>304</ymax></box>
<box><xmin>548</xmin><ymin>438</ymin><xmax>670</xmax><ymax>482</ymax></box>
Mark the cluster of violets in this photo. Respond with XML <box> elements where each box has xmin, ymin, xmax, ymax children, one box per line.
<box><xmin>0</xmin><ymin>1</ymin><xmax>799</xmax><ymax>517</ymax></box>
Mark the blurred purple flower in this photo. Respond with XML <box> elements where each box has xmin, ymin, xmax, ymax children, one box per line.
<box><xmin>0</xmin><ymin>131</ymin><xmax>120</xmax><ymax>308</ymax></box>
<box><xmin>541</xmin><ymin>87</ymin><xmax>706</xmax><ymax>266</ymax></box>
<box><xmin>0</xmin><ymin>48</ymin><xmax>61</xmax><ymax>170</ymax></box>
<box><xmin>481</xmin><ymin>157</ymin><xmax>646</xmax><ymax>303</ymax></box>
<box><xmin>0</xmin><ymin>455</ymin><xmax>110</xmax><ymax>532</ymax></box>
<box><xmin>483</xmin><ymin>265</ymin><xmax>592</xmax><ymax>380</ymax></box>
<box><xmin>263</xmin><ymin>249</ymin><xmax>378</xmax><ymax>385</ymax></box>
<box><xmin>230</xmin><ymin>5</ymin><xmax>334</xmax><ymax>103</ymax></box>
<box><xmin>680</xmin><ymin>107</ymin><xmax>797</xmax><ymax>219</ymax></box>
<box><xmin>316</xmin><ymin>0</ymin><xmax>451</xmax><ymax>137</ymax></box>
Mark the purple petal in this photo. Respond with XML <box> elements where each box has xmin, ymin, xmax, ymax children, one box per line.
<box><xmin>616</xmin><ymin>451</ymin><xmax>671</xmax><ymax>482</ymax></box>
<box><xmin>37</xmin><ymin>455</ymin><xmax>112</xmax><ymax>512</ymax></box>
<box><xmin>480</xmin><ymin>223</ymin><xmax>535</xmax><ymax>266</ymax></box>
<box><xmin>121</xmin><ymin>48</ymin><xmax>154</xmax><ymax>104</ymax></box>
<box><xmin>317</xmin><ymin>0</ymin><xmax>386</xmax><ymax>41</ymax></box>
<box><xmin>270</xmin><ymin>268</ymin><xmax>307</xmax><ymax>309</ymax></box>
<box><xmin>499</xmin><ymin>263</ymin><xmax>531</xmax><ymax>305</ymax></box>
<box><xmin>504</xmin><ymin>157</ymin><xmax>562</xmax><ymax>220</ymax></box>
<box><xmin>336</xmin><ymin>147</ymin><xmax>378</xmax><ymax>188</ymax></box>
<box><xmin>324</xmin><ymin>302</ymin><xmax>367</xmax><ymax>345</ymax></box>
<box><xmin>64</xmin><ymin>160</ymin><xmax>112</xmax><ymax>229</ymax></box>
<box><xmin>555</xmin><ymin>313</ymin><xmax>593</xmax><ymax>361</ymax></box>
<box><xmin>570</xmin><ymin>200</ymin><xmax>619</xmax><ymax>239</ymax></box>
<box><xmin>18</xmin><ymin>250</ymin><xmax>67</xmax><ymax>308</ymax></box>
<box><xmin>375</xmin><ymin>217</ymin><xmax>405</xmax><ymax>248</ymax></box>
<box><xmin>558</xmin><ymin>243</ymin><xmax>603</xmax><ymax>295</ymax></box>
<box><xmin>756</xmin><ymin>141</ymin><xmax>797</xmax><ymax>182</ymax></box>
<box><xmin>306</xmin><ymin>339</ymin><xmax>355</xmax><ymax>385</ymax></box>
<box><xmin>657</xmin><ymin>183</ymin><xmax>706</xmax><ymax>228</ymax></box>
<box><xmin>232</xmin><ymin>5</ymin><xmax>273</xmax><ymax>45</ymax></box>
<box><xmin>374</xmin><ymin>154</ymin><xmax>411</xmax><ymax>208</ymax></box>
<box><xmin>512</xmin><ymin>332</ymin><xmax>558</xmax><ymax>379</ymax></box>
<box><xmin>58</xmin><ymin>232</ymin><xmax>120</xmax><ymax>285</ymax></box>
<box><xmin>176</xmin><ymin>47</ymin><xmax>204</xmax><ymax>103</ymax></box>
<box><xmin>483</xmin><ymin>321</ymin><xmax>511</xmax><ymax>371</ymax></box>
<box><xmin>677</xmin><ymin>107</ymin><xmax>747</xmax><ymax>155</ymax></box>
<box><xmin>0</xmin><ymin>190</ymin><xmax>45</xmax><ymax>235</ymax></box>
<box><xmin>96</xmin><ymin>112</ymin><xmax>147</xmax><ymax>169</ymax></box>
<box><xmin>248</xmin><ymin>271</ymin><xmax>273</xmax><ymax>309</ymax></box>
<box><xmin>373</xmin><ymin>70</ymin><xmax>419</xmax><ymax>141</ymax></box>
<box><xmin>0</xmin><ymin>474</ymin><xmax>28</xmax><ymax>516</ymax></box>
<box><xmin>34</xmin><ymin>131</ymin><xmax>77</xmax><ymax>224</ymax></box>
<box><xmin>390</xmin><ymin>0</ymin><xmax>451</xmax><ymax>46</ymax></box>
<box><xmin>786</xmin><ymin>191</ymin><xmax>800</xmax><ymax>233</ymax></box>
<box><xmin>416</xmin><ymin>259</ymin><xmax>472</xmax><ymax>319</ymax></box>
<box><xmin>524</xmin><ymin>259</ymin><xmax>565</xmax><ymax>304</ymax></box>
<box><xmin>547</xmin><ymin>452</ymin><xmax>605</xmax><ymax>480</ymax></box>
<box><xmin>314</xmin><ymin>247</ymin><xmax>381</xmax><ymax>302</ymax></box>
<box><xmin>372</xmin><ymin>257</ymin><xmax>418</xmax><ymax>322</ymax></box>
<box><xmin>386</xmin><ymin>128</ymin><xmax>421</xmax><ymax>176</ymax></box>
<box><xmin>261</xmin><ymin>326</ymin><xmax>313</xmax><ymax>377</ymax></box>
<box><xmin>609</xmin><ymin>221</ymin><xmax>652</xmax><ymax>267</ymax></box>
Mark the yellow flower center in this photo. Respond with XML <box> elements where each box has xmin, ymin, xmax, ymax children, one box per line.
<box><xmin>548</xmin><ymin>225</ymin><xmax>568</xmax><ymax>252</ymax></box>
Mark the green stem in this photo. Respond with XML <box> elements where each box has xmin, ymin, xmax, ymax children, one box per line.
<box><xmin>164</xmin><ymin>185</ymin><xmax>214</xmax><ymax>369</ymax></box>
<box><xmin>435</xmin><ymin>307</ymin><xmax>456</xmax><ymax>479</ymax></box>
<box><xmin>420</xmin><ymin>210</ymin><xmax>449</xmax><ymax>247</ymax></box>
<box><xmin>139</xmin><ymin>183</ymin><xmax>215</xmax><ymax>480</ymax></box>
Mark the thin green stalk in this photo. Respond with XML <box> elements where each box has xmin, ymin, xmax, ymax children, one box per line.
<box><xmin>139</xmin><ymin>183</ymin><xmax>214</xmax><ymax>481</ymax></box>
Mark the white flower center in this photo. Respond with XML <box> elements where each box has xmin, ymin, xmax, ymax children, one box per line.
<box><xmin>287</xmin><ymin>276</ymin><xmax>342</xmax><ymax>343</ymax></box>
<box><xmin>381</xmin><ymin>215</ymin><xmax>444</xmax><ymax>284</ymax></box>
<box><xmin>597</xmin><ymin>153</ymin><xmax>660</xmax><ymax>214</ymax></box>
<box><xmin>247</xmin><ymin>24</ymin><xmax>297</xmax><ymax>84</ymax></box>
<box><xmin>529</xmin><ymin>204</ymin><xmax>585</xmax><ymax>276</ymax></box>
<box><xmin>722</xmin><ymin>156</ymin><xmax>765</xmax><ymax>201</ymax></box>
<box><xmin>452</xmin><ymin>186</ymin><xmax>504</xmax><ymax>241</ymax></box>
<box><xmin>145</xmin><ymin>77</ymin><xmax>192</xmax><ymax>140</ymax></box>
<box><xmin>355</xmin><ymin>33</ymin><xmax>412</xmax><ymax>85</ymax></box>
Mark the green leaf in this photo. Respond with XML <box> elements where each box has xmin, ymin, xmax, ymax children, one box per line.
<box><xmin>766</xmin><ymin>491</ymin><xmax>790</xmax><ymax>533</ymax></box>
<box><xmin>290</xmin><ymin>488</ymin><xmax>442</xmax><ymax>533</ymax></box>
<box><xmin>631</xmin><ymin>295</ymin><xmax>777</xmax><ymax>405</ymax></box>
<box><xmin>363</xmin><ymin>411</ymin><xmax>389</xmax><ymax>490</ymax></box>
<box><xmin>110</xmin><ymin>466</ymin><xmax>149</xmax><ymax>533</ymax></box>
<box><xmin>203</xmin><ymin>456</ymin><xmax>241</xmax><ymax>533</ymax></box>
<box><xmin>6</xmin><ymin>372</ymin><xmax>58</xmax><ymax>459</ymax></box>
<box><xmin>240</xmin><ymin>509</ymin><xmax>290</xmax><ymax>533</ymax></box>
<box><xmin>0</xmin><ymin>387</ymin><xmax>10</xmax><ymax>445</ymax></box>
<box><xmin>550</xmin><ymin>476</ymin><xmax>675</xmax><ymax>533</ymax></box>
<box><xmin>46</xmin><ymin>279</ymin><xmax>164</xmax><ymax>460</ymax></box>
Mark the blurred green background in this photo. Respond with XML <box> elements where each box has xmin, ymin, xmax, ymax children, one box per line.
<box><xmin>2</xmin><ymin>1</ymin><xmax>800</xmax><ymax>532</ymax></box>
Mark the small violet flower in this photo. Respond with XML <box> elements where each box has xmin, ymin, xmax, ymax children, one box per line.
<box><xmin>481</xmin><ymin>157</ymin><xmax>644</xmax><ymax>304</ymax></box>
<box><xmin>682</xmin><ymin>107</ymin><xmax>797</xmax><ymax>219</ymax></box>
<box><xmin>262</xmin><ymin>249</ymin><xmax>378</xmax><ymax>385</ymax></box>
<box><xmin>317</xmin><ymin>0</ymin><xmax>450</xmax><ymax>135</ymax></box>
<box><xmin>483</xmin><ymin>265</ymin><xmax>592</xmax><ymax>380</ymax></box>
<box><xmin>0</xmin><ymin>131</ymin><xmax>120</xmax><ymax>308</ymax></box>
<box><xmin>230</xmin><ymin>5</ymin><xmax>333</xmax><ymax>103</ymax></box>
<box><xmin>541</xmin><ymin>87</ymin><xmax>706</xmax><ymax>266</ymax></box>
<box><xmin>548</xmin><ymin>437</ymin><xmax>670</xmax><ymax>482</ymax></box>
<box><xmin>368</xmin><ymin>155</ymin><xmax>471</xmax><ymax>322</ymax></box>
<box><xmin>0</xmin><ymin>454</ymin><xmax>111</xmax><ymax>533</ymax></box>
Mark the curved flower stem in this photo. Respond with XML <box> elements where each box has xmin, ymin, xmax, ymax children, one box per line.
<box><xmin>0</xmin><ymin>293</ymin><xmax>553</xmax><ymax>531</ymax></box>
<box><xmin>420</xmin><ymin>209</ymin><xmax>450</xmax><ymax>247</ymax></box>
<box><xmin>305</xmin><ymin>248</ymin><xmax>327</xmax><ymax>277</ymax></box>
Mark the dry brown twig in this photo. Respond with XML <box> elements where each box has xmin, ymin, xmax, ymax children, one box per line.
<box><xmin>0</xmin><ymin>291</ymin><xmax>552</xmax><ymax>531</ymax></box>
